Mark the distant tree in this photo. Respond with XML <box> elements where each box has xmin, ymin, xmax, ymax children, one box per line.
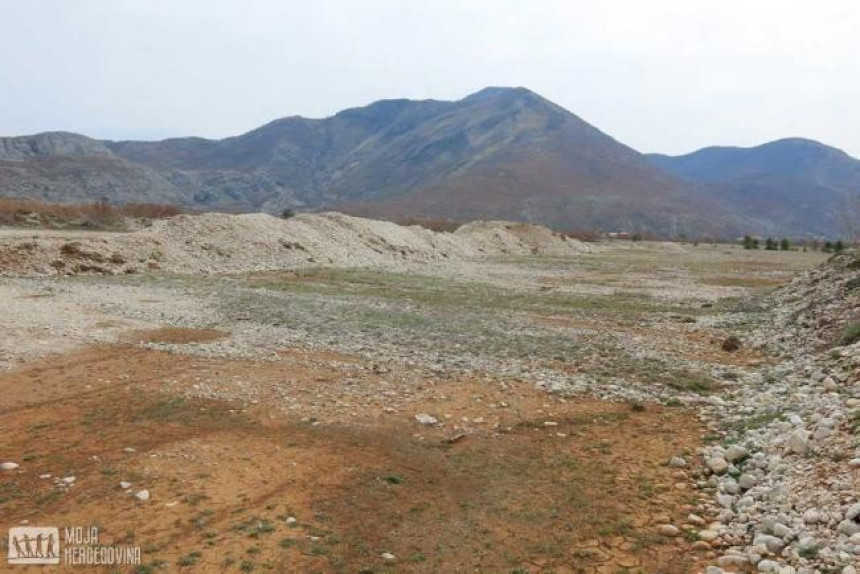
<box><xmin>779</xmin><ymin>238</ymin><xmax>790</xmax><ymax>251</ymax></box>
<box><xmin>764</xmin><ymin>237</ymin><xmax>777</xmax><ymax>251</ymax></box>
<box><xmin>630</xmin><ymin>233</ymin><xmax>643</xmax><ymax>242</ymax></box>
<box><xmin>834</xmin><ymin>240</ymin><xmax>845</xmax><ymax>253</ymax></box>
<box><xmin>742</xmin><ymin>235</ymin><xmax>756</xmax><ymax>250</ymax></box>
<box><xmin>280</xmin><ymin>208</ymin><xmax>296</xmax><ymax>219</ymax></box>
<box><xmin>822</xmin><ymin>241</ymin><xmax>833</xmax><ymax>253</ymax></box>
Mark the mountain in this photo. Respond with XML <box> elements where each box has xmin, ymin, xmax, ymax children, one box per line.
<box><xmin>0</xmin><ymin>132</ymin><xmax>192</xmax><ymax>205</ymax></box>
<box><xmin>4</xmin><ymin>87</ymin><xmax>850</xmax><ymax>237</ymax></box>
<box><xmin>649</xmin><ymin>139</ymin><xmax>860</xmax><ymax>237</ymax></box>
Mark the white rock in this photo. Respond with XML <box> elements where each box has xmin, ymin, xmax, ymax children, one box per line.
<box><xmin>285</xmin><ymin>516</ymin><xmax>297</xmax><ymax>525</ymax></box>
<box><xmin>0</xmin><ymin>462</ymin><xmax>20</xmax><ymax>471</ymax></box>
<box><xmin>753</xmin><ymin>533</ymin><xmax>785</xmax><ymax>553</ymax></box>
<box><xmin>381</xmin><ymin>552</ymin><xmax>396</xmax><ymax>562</ymax></box>
<box><xmin>802</xmin><ymin>509</ymin><xmax>820</xmax><ymax>524</ymax></box>
<box><xmin>846</xmin><ymin>503</ymin><xmax>860</xmax><ymax>521</ymax></box>
<box><xmin>738</xmin><ymin>474</ymin><xmax>758</xmax><ymax>490</ymax></box>
<box><xmin>134</xmin><ymin>489</ymin><xmax>150</xmax><ymax>502</ymax></box>
<box><xmin>837</xmin><ymin>519</ymin><xmax>859</xmax><ymax>536</ymax></box>
<box><xmin>725</xmin><ymin>445</ymin><xmax>749</xmax><ymax>462</ymax></box>
<box><xmin>658</xmin><ymin>524</ymin><xmax>680</xmax><ymax>536</ymax></box>
<box><xmin>723</xmin><ymin>479</ymin><xmax>741</xmax><ymax>494</ymax></box>
<box><xmin>787</xmin><ymin>429</ymin><xmax>810</xmax><ymax>455</ymax></box>
<box><xmin>707</xmin><ymin>456</ymin><xmax>729</xmax><ymax>474</ymax></box>
<box><xmin>62</xmin><ymin>476</ymin><xmax>76</xmax><ymax>484</ymax></box>
<box><xmin>758</xmin><ymin>560</ymin><xmax>780</xmax><ymax>573</ymax></box>
<box><xmin>772</xmin><ymin>523</ymin><xmax>793</xmax><ymax>540</ymax></box>
<box><xmin>119</xmin><ymin>481</ymin><xmax>132</xmax><ymax>489</ymax></box>
<box><xmin>414</xmin><ymin>413</ymin><xmax>438</xmax><ymax>425</ymax></box>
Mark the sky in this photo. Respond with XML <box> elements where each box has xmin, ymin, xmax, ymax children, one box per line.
<box><xmin>2</xmin><ymin>0</ymin><xmax>859</xmax><ymax>156</ymax></box>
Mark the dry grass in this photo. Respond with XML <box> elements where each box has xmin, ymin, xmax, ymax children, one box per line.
<box><xmin>0</xmin><ymin>198</ymin><xmax>183</xmax><ymax>229</ymax></box>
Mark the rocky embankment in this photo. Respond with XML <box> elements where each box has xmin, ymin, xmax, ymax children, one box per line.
<box><xmin>693</xmin><ymin>252</ymin><xmax>859</xmax><ymax>573</ymax></box>
<box><xmin>0</xmin><ymin>212</ymin><xmax>591</xmax><ymax>276</ymax></box>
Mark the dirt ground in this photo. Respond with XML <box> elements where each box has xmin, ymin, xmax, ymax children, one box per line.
<box><xmin>1</xmin><ymin>340</ymin><xmax>705</xmax><ymax>574</ymax></box>
<box><xmin>0</xmin><ymin>240</ymin><xmax>826</xmax><ymax>573</ymax></box>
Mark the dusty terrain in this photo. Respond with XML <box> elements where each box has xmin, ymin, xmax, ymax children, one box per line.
<box><xmin>2</xmin><ymin>214</ymin><xmax>855</xmax><ymax>574</ymax></box>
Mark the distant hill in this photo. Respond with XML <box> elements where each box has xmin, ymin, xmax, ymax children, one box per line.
<box><xmin>648</xmin><ymin>139</ymin><xmax>860</xmax><ymax>237</ymax></box>
<box><xmin>2</xmin><ymin>88</ymin><xmax>855</xmax><ymax>237</ymax></box>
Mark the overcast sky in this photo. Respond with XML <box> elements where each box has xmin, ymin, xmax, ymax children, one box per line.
<box><xmin>2</xmin><ymin>0</ymin><xmax>859</xmax><ymax>156</ymax></box>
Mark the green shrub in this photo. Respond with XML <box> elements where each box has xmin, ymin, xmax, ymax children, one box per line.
<box><xmin>839</xmin><ymin>322</ymin><xmax>860</xmax><ymax>346</ymax></box>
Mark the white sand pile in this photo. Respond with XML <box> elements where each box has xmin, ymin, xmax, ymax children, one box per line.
<box><xmin>0</xmin><ymin>211</ymin><xmax>592</xmax><ymax>276</ymax></box>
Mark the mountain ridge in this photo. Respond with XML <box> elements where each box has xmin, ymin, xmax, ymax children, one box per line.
<box><xmin>648</xmin><ymin>138</ymin><xmax>860</xmax><ymax>237</ymax></box>
<box><xmin>1</xmin><ymin>87</ymin><xmax>856</xmax><ymax>237</ymax></box>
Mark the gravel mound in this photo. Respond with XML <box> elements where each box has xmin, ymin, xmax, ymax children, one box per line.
<box><xmin>0</xmin><ymin>212</ymin><xmax>591</xmax><ymax>276</ymax></box>
<box><xmin>454</xmin><ymin>221</ymin><xmax>592</xmax><ymax>257</ymax></box>
<box><xmin>694</xmin><ymin>251</ymin><xmax>860</xmax><ymax>573</ymax></box>
<box><xmin>765</xmin><ymin>251</ymin><xmax>860</xmax><ymax>353</ymax></box>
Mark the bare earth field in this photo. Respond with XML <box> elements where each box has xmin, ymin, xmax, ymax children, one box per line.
<box><xmin>0</xmin><ymin>234</ymin><xmax>828</xmax><ymax>574</ymax></box>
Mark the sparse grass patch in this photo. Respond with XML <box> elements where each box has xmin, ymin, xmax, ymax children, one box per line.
<box><xmin>839</xmin><ymin>322</ymin><xmax>860</xmax><ymax>346</ymax></box>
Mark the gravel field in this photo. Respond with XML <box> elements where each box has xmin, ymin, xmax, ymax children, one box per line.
<box><xmin>0</xmin><ymin>213</ymin><xmax>856</xmax><ymax>574</ymax></box>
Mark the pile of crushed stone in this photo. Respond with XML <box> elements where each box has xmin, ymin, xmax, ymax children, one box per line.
<box><xmin>454</xmin><ymin>220</ymin><xmax>591</xmax><ymax>257</ymax></box>
<box><xmin>692</xmin><ymin>251</ymin><xmax>860</xmax><ymax>574</ymax></box>
<box><xmin>764</xmin><ymin>251</ymin><xmax>860</xmax><ymax>353</ymax></box>
<box><xmin>0</xmin><ymin>212</ymin><xmax>593</xmax><ymax>276</ymax></box>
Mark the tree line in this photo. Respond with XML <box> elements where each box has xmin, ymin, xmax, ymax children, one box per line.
<box><xmin>741</xmin><ymin>236</ymin><xmax>846</xmax><ymax>252</ymax></box>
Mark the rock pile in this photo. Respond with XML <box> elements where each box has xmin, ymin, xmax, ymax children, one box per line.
<box><xmin>764</xmin><ymin>252</ymin><xmax>860</xmax><ymax>353</ymax></box>
<box><xmin>0</xmin><ymin>212</ymin><xmax>592</xmax><ymax>276</ymax></box>
<box><xmin>694</xmin><ymin>252</ymin><xmax>859</xmax><ymax>573</ymax></box>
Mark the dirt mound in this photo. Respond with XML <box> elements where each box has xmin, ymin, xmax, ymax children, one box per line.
<box><xmin>763</xmin><ymin>250</ymin><xmax>860</xmax><ymax>352</ymax></box>
<box><xmin>454</xmin><ymin>220</ymin><xmax>592</xmax><ymax>256</ymax></box>
<box><xmin>0</xmin><ymin>212</ymin><xmax>590</xmax><ymax>276</ymax></box>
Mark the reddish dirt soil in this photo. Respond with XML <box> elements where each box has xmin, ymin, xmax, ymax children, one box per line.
<box><xmin>0</xmin><ymin>339</ymin><xmax>708</xmax><ymax>573</ymax></box>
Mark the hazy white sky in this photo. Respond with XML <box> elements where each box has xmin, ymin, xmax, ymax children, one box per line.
<box><xmin>2</xmin><ymin>0</ymin><xmax>859</xmax><ymax>156</ymax></box>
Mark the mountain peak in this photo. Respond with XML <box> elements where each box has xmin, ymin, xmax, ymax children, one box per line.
<box><xmin>461</xmin><ymin>86</ymin><xmax>548</xmax><ymax>106</ymax></box>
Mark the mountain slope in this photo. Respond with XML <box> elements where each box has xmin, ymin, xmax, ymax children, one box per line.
<box><xmin>4</xmin><ymin>88</ymin><xmax>842</xmax><ymax>236</ymax></box>
<box><xmin>649</xmin><ymin>139</ymin><xmax>860</xmax><ymax>237</ymax></box>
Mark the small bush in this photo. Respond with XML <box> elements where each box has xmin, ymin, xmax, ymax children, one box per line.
<box><xmin>280</xmin><ymin>208</ymin><xmax>296</xmax><ymax>219</ymax></box>
<box><xmin>839</xmin><ymin>322</ymin><xmax>860</xmax><ymax>346</ymax></box>
<box><xmin>721</xmin><ymin>335</ymin><xmax>742</xmax><ymax>352</ymax></box>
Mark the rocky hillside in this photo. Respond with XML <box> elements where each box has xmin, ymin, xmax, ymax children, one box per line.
<box><xmin>3</xmin><ymin>89</ymin><xmax>857</xmax><ymax>237</ymax></box>
<box><xmin>0</xmin><ymin>88</ymin><xmax>741</xmax><ymax>236</ymax></box>
<box><xmin>649</xmin><ymin>139</ymin><xmax>860</xmax><ymax>238</ymax></box>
